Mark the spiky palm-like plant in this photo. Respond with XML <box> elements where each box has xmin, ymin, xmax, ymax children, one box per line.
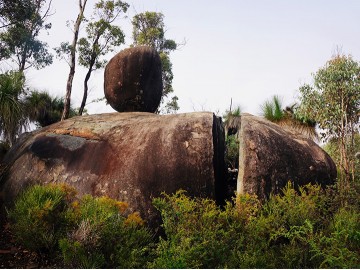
<box><xmin>25</xmin><ymin>90</ymin><xmax>78</xmax><ymax>127</ymax></box>
<box><xmin>261</xmin><ymin>95</ymin><xmax>318</xmax><ymax>141</ymax></box>
<box><xmin>261</xmin><ymin>95</ymin><xmax>284</xmax><ymax>122</ymax></box>
<box><xmin>0</xmin><ymin>71</ymin><xmax>27</xmax><ymax>145</ymax></box>
<box><xmin>223</xmin><ymin>106</ymin><xmax>241</xmax><ymax>135</ymax></box>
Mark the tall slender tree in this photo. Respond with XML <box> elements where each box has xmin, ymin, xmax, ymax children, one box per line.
<box><xmin>55</xmin><ymin>0</ymin><xmax>88</xmax><ymax>120</ymax></box>
<box><xmin>77</xmin><ymin>0</ymin><xmax>128</xmax><ymax>115</ymax></box>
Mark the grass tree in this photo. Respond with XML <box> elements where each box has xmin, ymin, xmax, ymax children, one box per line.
<box><xmin>25</xmin><ymin>90</ymin><xmax>77</xmax><ymax>127</ymax></box>
<box><xmin>223</xmin><ymin>105</ymin><xmax>241</xmax><ymax>136</ymax></box>
<box><xmin>261</xmin><ymin>95</ymin><xmax>284</xmax><ymax>122</ymax></box>
<box><xmin>0</xmin><ymin>71</ymin><xmax>27</xmax><ymax>146</ymax></box>
<box><xmin>261</xmin><ymin>95</ymin><xmax>317</xmax><ymax>140</ymax></box>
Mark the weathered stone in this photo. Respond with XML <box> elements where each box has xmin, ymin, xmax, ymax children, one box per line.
<box><xmin>237</xmin><ymin>113</ymin><xmax>337</xmax><ymax>201</ymax></box>
<box><xmin>104</xmin><ymin>46</ymin><xmax>163</xmax><ymax>113</ymax></box>
<box><xmin>0</xmin><ymin>112</ymin><xmax>225</xmax><ymax>226</ymax></box>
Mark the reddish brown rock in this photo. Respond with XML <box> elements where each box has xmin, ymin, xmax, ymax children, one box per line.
<box><xmin>0</xmin><ymin>112</ymin><xmax>225</xmax><ymax>226</ymax></box>
<box><xmin>237</xmin><ymin>113</ymin><xmax>337</xmax><ymax>201</ymax></box>
<box><xmin>104</xmin><ymin>46</ymin><xmax>163</xmax><ymax>113</ymax></box>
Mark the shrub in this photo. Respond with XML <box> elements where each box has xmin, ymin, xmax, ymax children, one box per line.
<box><xmin>151</xmin><ymin>190</ymin><xmax>253</xmax><ymax>268</ymax></box>
<box><xmin>249</xmin><ymin>183</ymin><xmax>329</xmax><ymax>268</ymax></box>
<box><xmin>8</xmin><ymin>183</ymin><xmax>76</xmax><ymax>252</ymax></box>
<box><xmin>8</xmin><ymin>181</ymin><xmax>360</xmax><ymax>269</ymax></box>
<box><xmin>9</xmin><ymin>183</ymin><xmax>153</xmax><ymax>268</ymax></box>
<box><xmin>151</xmin><ymin>183</ymin><xmax>352</xmax><ymax>269</ymax></box>
<box><xmin>310</xmin><ymin>207</ymin><xmax>360</xmax><ymax>268</ymax></box>
<box><xmin>59</xmin><ymin>195</ymin><xmax>153</xmax><ymax>268</ymax></box>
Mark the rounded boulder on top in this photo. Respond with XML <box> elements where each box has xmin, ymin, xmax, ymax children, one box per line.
<box><xmin>104</xmin><ymin>46</ymin><xmax>163</xmax><ymax>113</ymax></box>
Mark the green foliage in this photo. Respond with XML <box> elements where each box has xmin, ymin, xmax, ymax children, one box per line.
<box><xmin>0</xmin><ymin>0</ymin><xmax>35</xmax><ymax>28</ymax></box>
<box><xmin>299</xmin><ymin>54</ymin><xmax>360</xmax><ymax>141</ymax></box>
<box><xmin>61</xmin><ymin>195</ymin><xmax>153</xmax><ymax>268</ymax></box>
<box><xmin>310</xmin><ymin>207</ymin><xmax>360</xmax><ymax>268</ymax></box>
<box><xmin>250</xmin><ymin>183</ymin><xmax>328</xmax><ymax>268</ymax></box>
<box><xmin>223</xmin><ymin>106</ymin><xmax>241</xmax><ymax>127</ymax></box>
<box><xmin>260</xmin><ymin>96</ymin><xmax>318</xmax><ymax>140</ymax></box>
<box><xmin>77</xmin><ymin>0</ymin><xmax>129</xmax><ymax>115</ymax></box>
<box><xmin>8</xmin><ymin>184</ymin><xmax>76</xmax><ymax>252</ymax></box>
<box><xmin>132</xmin><ymin>11</ymin><xmax>179</xmax><ymax>113</ymax></box>
<box><xmin>0</xmin><ymin>71</ymin><xmax>28</xmax><ymax>145</ymax></box>
<box><xmin>9</xmin><ymin>183</ymin><xmax>152</xmax><ymax>268</ymax></box>
<box><xmin>261</xmin><ymin>95</ymin><xmax>284</xmax><ymax>122</ymax></box>
<box><xmin>0</xmin><ymin>0</ymin><xmax>53</xmax><ymax>71</ymax></box>
<box><xmin>151</xmin><ymin>183</ymin><xmax>360</xmax><ymax>268</ymax></box>
<box><xmin>298</xmin><ymin>54</ymin><xmax>360</xmax><ymax>185</ymax></box>
<box><xmin>8</xmin><ymin>182</ymin><xmax>360</xmax><ymax>268</ymax></box>
<box><xmin>164</xmin><ymin>95</ymin><xmax>179</xmax><ymax>114</ymax></box>
<box><xmin>324</xmin><ymin>134</ymin><xmax>360</xmax><ymax>181</ymax></box>
<box><xmin>24</xmin><ymin>90</ymin><xmax>78</xmax><ymax>127</ymax></box>
<box><xmin>151</xmin><ymin>190</ymin><xmax>246</xmax><ymax>268</ymax></box>
<box><xmin>225</xmin><ymin>134</ymin><xmax>239</xmax><ymax>169</ymax></box>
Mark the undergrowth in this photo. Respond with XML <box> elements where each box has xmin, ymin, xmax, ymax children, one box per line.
<box><xmin>7</xmin><ymin>182</ymin><xmax>360</xmax><ymax>268</ymax></box>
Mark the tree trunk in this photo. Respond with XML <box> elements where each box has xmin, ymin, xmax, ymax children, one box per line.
<box><xmin>78</xmin><ymin>66</ymin><xmax>92</xmax><ymax>115</ymax></box>
<box><xmin>78</xmin><ymin>35</ymin><xmax>100</xmax><ymax>115</ymax></box>
<box><xmin>61</xmin><ymin>0</ymin><xmax>87</xmax><ymax>120</ymax></box>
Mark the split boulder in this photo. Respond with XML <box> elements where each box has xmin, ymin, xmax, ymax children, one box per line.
<box><xmin>0</xmin><ymin>112</ymin><xmax>225</xmax><ymax>226</ymax></box>
<box><xmin>237</xmin><ymin>113</ymin><xmax>337</xmax><ymax>201</ymax></box>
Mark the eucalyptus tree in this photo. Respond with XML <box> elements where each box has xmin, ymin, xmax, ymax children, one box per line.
<box><xmin>0</xmin><ymin>0</ymin><xmax>53</xmax><ymax>71</ymax></box>
<box><xmin>298</xmin><ymin>53</ymin><xmax>360</xmax><ymax>186</ymax></box>
<box><xmin>55</xmin><ymin>0</ymin><xmax>88</xmax><ymax>120</ymax></box>
<box><xmin>76</xmin><ymin>0</ymin><xmax>129</xmax><ymax>115</ymax></box>
<box><xmin>131</xmin><ymin>11</ymin><xmax>179</xmax><ymax>113</ymax></box>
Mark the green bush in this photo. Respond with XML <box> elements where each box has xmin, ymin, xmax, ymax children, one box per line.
<box><xmin>151</xmin><ymin>183</ymin><xmax>360</xmax><ymax>269</ymax></box>
<box><xmin>8</xmin><ymin>181</ymin><xmax>360</xmax><ymax>269</ymax></box>
<box><xmin>310</xmin><ymin>207</ymin><xmax>360</xmax><ymax>268</ymax></box>
<box><xmin>151</xmin><ymin>190</ymin><xmax>254</xmax><ymax>268</ymax></box>
<box><xmin>60</xmin><ymin>195</ymin><xmax>153</xmax><ymax>268</ymax></box>
<box><xmin>9</xmin><ymin>183</ymin><xmax>153</xmax><ymax>268</ymax></box>
<box><xmin>8</xmin><ymin>183</ymin><xmax>76</xmax><ymax>252</ymax></box>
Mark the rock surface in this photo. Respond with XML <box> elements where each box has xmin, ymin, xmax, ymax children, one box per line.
<box><xmin>0</xmin><ymin>112</ymin><xmax>225</xmax><ymax>226</ymax></box>
<box><xmin>237</xmin><ymin>113</ymin><xmax>337</xmax><ymax>201</ymax></box>
<box><xmin>104</xmin><ymin>46</ymin><xmax>163</xmax><ymax>113</ymax></box>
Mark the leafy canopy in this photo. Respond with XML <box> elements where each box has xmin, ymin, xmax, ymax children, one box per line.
<box><xmin>298</xmin><ymin>54</ymin><xmax>360</xmax><ymax>141</ymax></box>
<box><xmin>0</xmin><ymin>0</ymin><xmax>53</xmax><ymax>71</ymax></box>
<box><xmin>132</xmin><ymin>11</ymin><xmax>179</xmax><ymax>113</ymax></box>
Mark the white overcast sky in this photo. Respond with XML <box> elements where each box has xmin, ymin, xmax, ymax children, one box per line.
<box><xmin>17</xmin><ymin>0</ymin><xmax>360</xmax><ymax>116</ymax></box>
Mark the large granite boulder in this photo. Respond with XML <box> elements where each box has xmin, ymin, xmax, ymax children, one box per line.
<box><xmin>0</xmin><ymin>111</ymin><xmax>337</xmax><ymax>226</ymax></box>
<box><xmin>104</xmin><ymin>46</ymin><xmax>163</xmax><ymax>113</ymax></box>
<box><xmin>0</xmin><ymin>112</ymin><xmax>225</xmax><ymax>226</ymax></box>
<box><xmin>237</xmin><ymin>113</ymin><xmax>337</xmax><ymax>201</ymax></box>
